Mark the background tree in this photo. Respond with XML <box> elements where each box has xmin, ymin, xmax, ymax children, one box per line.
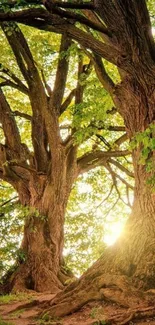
<box><xmin>2</xmin><ymin>0</ymin><xmax>155</xmax><ymax>319</ymax></box>
<box><xmin>0</xmin><ymin>22</ymin><xmax>130</xmax><ymax>293</ymax></box>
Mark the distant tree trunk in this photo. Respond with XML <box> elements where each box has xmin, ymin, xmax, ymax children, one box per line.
<box><xmin>6</xmin><ymin>146</ymin><xmax>77</xmax><ymax>293</ymax></box>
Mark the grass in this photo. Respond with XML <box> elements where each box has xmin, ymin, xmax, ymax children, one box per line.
<box><xmin>0</xmin><ymin>292</ymin><xmax>33</xmax><ymax>305</ymax></box>
<box><xmin>10</xmin><ymin>308</ymin><xmax>25</xmax><ymax>317</ymax></box>
<box><xmin>0</xmin><ymin>317</ymin><xmax>14</xmax><ymax>325</ymax></box>
<box><xmin>37</xmin><ymin>312</ymin><xmax>63</xmax><ymax>325</ymax></box>
<box><xmin>90</xmin><ymin>307</ymin><xmax>109</xmax><ymax>325</ymax></box>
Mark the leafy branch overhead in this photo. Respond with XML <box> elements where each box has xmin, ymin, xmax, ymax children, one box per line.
<box><xmin>0</xmin><ymin>21</ymin><xmax>132</xmax><ymax>189</ymax></box>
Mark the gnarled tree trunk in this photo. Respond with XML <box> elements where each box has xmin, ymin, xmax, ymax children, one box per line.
<box><xmin>7</xmin><ymin>146</ymin><xmax>78</xmax><ymax>293</ymax></box>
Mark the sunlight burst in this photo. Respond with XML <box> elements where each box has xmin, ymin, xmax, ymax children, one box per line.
<box><xmin>104</xmin><ymin>221</ymin><xmax>124</xmax><ymax>246</ymax></box>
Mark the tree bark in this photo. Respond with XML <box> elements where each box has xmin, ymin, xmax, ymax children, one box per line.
<box><xmin>4</xmin><ymin>145</ymin><xmax>77</xmax><ymax>294</ymax></box>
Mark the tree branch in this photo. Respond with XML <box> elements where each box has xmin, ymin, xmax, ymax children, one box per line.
<box><xmin>13</xmin><ymin>110</ymin><xmax>32</xmax><ymax>121</ymax></box>
<box><xmin>0</xmin><ymin>65</ymin><xmax>29</xmax><ymax>94</ymax></box>
<box><xmin>0</xmin><ymin>88</ymin><xmax>21</xmax><ymax>152</ymax></box>
<box><xmin>51</xmin><ymin>35</ymin><xmax>72</xmax><ymax>114</ymax></box>
<box><xmin>0</xmin><ymin>9</ymin><xmax>120</xmax><ymax>66</ymax></box>
<box><xmin>114</xmin><ymin>133</ymin><xmax>128</xmax><ymax>146</ymax></box>
<box><xmin>105</xmin><ymin>162</ymin><xmax>134</xmax><ymax>190</ymax></box>
<box><xmin>1</xmin><ymin>22</ymin><xmax>36</xmax><ymax>84</ymax></box>
<box><xmin>0</xmin><ymin>79</ymin><xmax>28</xmax><ymax>95</ymax></box>
<box><xmin>83</xmin><ymin>50</ymin><xmax>115</xmax><ymax>95</ymax></box>
<box><xmin>0</xmin><ymin>195</ymin><xmax>18</xmax><ymax>208</ymax></box>
<box><xmin>60</xmin><ymin>89</ymin><xmax>76</xmax><ymax>114</ymax></box>
<box><xmin>77</xmin><ymin>149</ymin><xmax>130</xmax><ymax>175</ymax></box>
<box><xmin>109</xmin><ymin>158</ymin><xmax>134</xmax><ymax>178</ymax></box>
<box><xmin>41</xmin><ymin>69</ymin><xmax>53</xmax><ymax>97</ymax></box>
<box><xmin>75</xmin><ymin>56</ymin><xmax>85</xmax><ymax>105</ymax></box>
<box><xmin>51</xmin><ymin>1</ymin><xmax>95</xmax><ymax>10</ymax></box>
<box><xmin>44</xmin><ymin>2</ymin><xmax>111</xmax><ymax>36</ymax></box>
<box><xmin>1</xmin><ymin>23</ymin><xmax>52</xmax><ymax>173</ymax></box>
<box><xmin>90</xmin><ymin>123</ymin><xmax>125</xmax><ymax>132</ymax></box>
<box><xmin>1</xmin><ymin>0</ymin><xmax>94</xmax><ymax>10</ymax></box>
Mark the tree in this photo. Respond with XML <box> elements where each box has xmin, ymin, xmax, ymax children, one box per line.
<box><xmin>0</xmin><ymin>20</ymin><xmax>130</xmax><ymax>293</ymax></box>
<box><xmin>2</xmin><ymin>0</ymin><xmax>155</xmax><ymax>319</ymax></box>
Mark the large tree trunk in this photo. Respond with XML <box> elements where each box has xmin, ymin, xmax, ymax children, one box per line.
<box><xmin>5</xmin><ymin>147</ymin><xmax>77</xmax><ymax>294</ymax></box>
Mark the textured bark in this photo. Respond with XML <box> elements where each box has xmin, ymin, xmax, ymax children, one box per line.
<box><xmin>5</xmin><ymin>146</ymin><xmax>77</xmax><ymax>293</ymax></box>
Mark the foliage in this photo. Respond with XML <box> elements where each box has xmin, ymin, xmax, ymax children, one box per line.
<box><xmin>131</xmin><ymin>124</ymin><xmax>155</xmax><ymax>187</ymax></box>
<box><xmin>0</xmin><ymin>183</ymin><xmax>23</xmax><ymax>278</ymax></box>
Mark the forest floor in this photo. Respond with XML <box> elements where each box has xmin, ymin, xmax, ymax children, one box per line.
<box><xmin>0</xmin><ymin>292</ymin><xmax>155</xmax><ymax>325</ymax></box>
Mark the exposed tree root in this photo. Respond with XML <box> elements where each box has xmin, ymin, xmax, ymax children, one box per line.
<box><xmin>39</xmin><ymin>274</ymin><xmax>147</xmax><ymax>317</ymax></box>
<box><xmin>107</xmin><ymin>306</ymin><xmax>155</xmax><ymax>324</ymax></box>
<box><xmin>38</xmin><ymin>273</ymin><xmax>155</xmax><ymax>325</ymax></box>
<box><xmin>5</xmin><ymin>273</ymin><xmax>155</xmax><ymax>325</ymax></box>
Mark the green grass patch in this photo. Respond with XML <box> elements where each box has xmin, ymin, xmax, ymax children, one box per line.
<box><xmin>10</xmin><ymin>308</ymin><xmax>25</xmax><ymax>317</ymax></box>
<box><xmin>0</xmin><ymin>317</ymin><xmax>14</xmax><ymax>325</ymax></box>
<box><xmin>38</xmin><ymin>312</ymin><xmax>63</xmax><ymax>325</ymax></box>
<box><xmin>0</xmin><ymin>292</ymin><xmax>33</xmax><ymax>304</ymax></box>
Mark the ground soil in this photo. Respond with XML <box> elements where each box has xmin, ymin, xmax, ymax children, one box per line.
<box><xmin>1</xmin><ymin>292</ymin><xmax>155</xmax><ymax>325</ymax></box>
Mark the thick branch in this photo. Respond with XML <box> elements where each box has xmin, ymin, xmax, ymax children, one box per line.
<box><xmin>75</xmin><ymin>56</ymin><xmax>85</xmax><ymax>105</ymax></box>
<box><xmin>0</xmin><ymin>79</ymin><xmax>28</xmax><ymax>95</ymax></box>
<box><xmin>51</xmin><ymin>35</ymin><xmax>72</xmax><ymax>113</ymax></box>
<box><xmin>60</xmin><ymin>89</ymin><xmax>76</xmax><ymax>114</ymax></box>
<box><xmin>44</xmin><ymin>2</ymin><xmax>111</xmax><ymax>36</ymax></box>
<box><xmin>1</xmin><ymin>23</ymin><xmax>51</xmax><ymax>172</ymax></box>
<box><xmin>85</xmin><ymin>51</ymin><xmax>115</xmax><ymax>95</ymax></box>
<box><xmin>13</xmin><ymin>110</ymin><xmax>32</xmax><ymax>121</ymax></box>
<box><xmin>0</xmin><ymin>9</ymin><xmax>120</xmax><ymax>66</ymax></box>
<box><xmin>93</xmin><ymin>54</ymin><xmax>115</xmax><ymax>94</ymax></box>
<box><xmin>0</xmin><ymin>88</ymin><xmax>21</xmax><ymax>151</ymax></box>
<box><xmin>114</xmin><ymin>133</ymin><xmax>128</xmax><ymax>146</ymax></box>
<box><xmin>1</xmin><ymin>22</ymin><xmax>36</xmax><ymax>84</ymax></box>
<box><xmin>77</xmin><ymin>149</ymin><xmax>130</xmax><ymax>175</ymax></box>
